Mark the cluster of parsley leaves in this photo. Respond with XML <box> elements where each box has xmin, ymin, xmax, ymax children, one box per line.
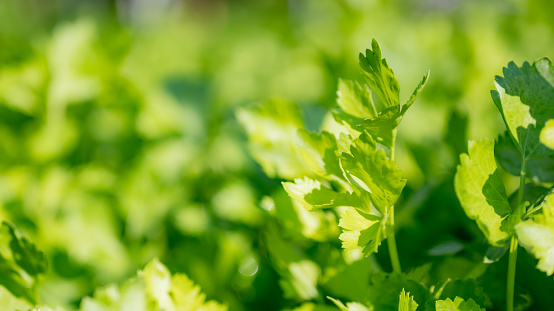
<box><xmin>239</xmin><ymin>40</ymin><xmax>554</xmax><ymax>311</ymax></box>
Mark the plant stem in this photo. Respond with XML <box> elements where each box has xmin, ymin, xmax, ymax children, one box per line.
<box><xmin>506</xmin><ymin>236</ymin><xmax>518</xmax><ymax>311</ymax></box>
<box><xmin>387</xmin><ymin>128</ymin><xmax>402</xmax><ymax>273</ymax></box>
<box><xmin>386</xmin><ymin>206</ymin><xmax>402</xmax><ymax>273</ymax></box>
<box><xmin>390</xmin><ymin>129</ymin><xmax>397</xmax><ymax>162</ymax></box>
<box><xmin>516</xmin><ymin>158</ymin><xmax>527</xmax><ymax>208</ymax></box>
<box><xmin>507</xmin><ymin>157</ymin><xmax>526</xmax><ymax>311</ymax></box>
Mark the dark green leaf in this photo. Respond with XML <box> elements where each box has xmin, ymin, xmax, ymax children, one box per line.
<box><xmin>491</xmin><ymin>58</ymin><xmax>554</xmax><ymax>160</ymax></box>
<box><xmin>365</xmin><ymin>273</ymin><xmax>429</xmax><ymax>311</ymax></box>
<box><xmin>0</xmin><ymin>222</ymin><xmax>46</xmax><ymax>304</ymax></box>
<box><xmin>495</xmin><ymin>131</ymin><xmax>554</xmax><ymax>183</ymax></box>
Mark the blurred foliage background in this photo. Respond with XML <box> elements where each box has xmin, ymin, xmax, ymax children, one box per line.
<box><xmin>1</xmin><ymin>0</ymin><xmax>554</xmax><ymax>310</ymax></box>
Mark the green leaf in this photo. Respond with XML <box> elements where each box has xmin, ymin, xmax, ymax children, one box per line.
<box><xmin>328</xmin><ymin>297</ymin><xmax>349</xmax><ymax>311</ymax></box>
<box><xmin>516</xmin><ymin>193</ymin><xmax>554</xmax><ymax>276</ymax></box>
<box><xmin>398</xmin><ymin>289</ymin><xmax>418</xmax><ymax>311</ymax></box>
<box><xmin>0</xmin><ymin>286</ymin><xmax>32</xmax><ymax>311</ymax></box>
<box><xmin>296</xmin><ymin>129</ymin><xmax>345</xmax><ymax>181</ymax></box>
<box><xmin>366</xmin><ymin>273</ymin><xmax>429</xmax><ymax>311</ymax></box>
<box><xmin>334</xmin><ymin>69</ymin><xmax>429</xmax><ymax>150</ymax></box>
<box><xmin>500</xmin><ymin>201</ymin><xmax>528</xmax><ymax>236</ymax></box>
<box><xmin>484</xmin><ymin>244</ymin><xmax>509</xmax><ymax>263</ymax></box>
<box><xmin>328</xmin><ymin>297</ymin><xmax>371</xmax><ymax>311</ymax></box>
<box><xmin>495</xmin><ymin>131</ymin><xmax>554</xmax><ymax>183</ymax></box>
<box><xmin>404</xmin><ymin>71</ymin><xmax>430</xmax><ymax>112</ymax></box>
<box><xmin>321</xmin><ymin>258</ymin><xmax>376</xmax><ymax>302</ymax></box>
<box><xmin>523</xmin><ymin>185</ymin><xmax>554</xmax><ymax>218</ymax></box>
<box><xmin>540</xmin><ymin>119</ymin><xmax>554</xmax><ymax>149</ymax></box>
<box><xmin>336</xmin><ymin>79</ymin><xmax>377</xmax><ymax>120</ymax></box>
<box><xmin>335</xmin><ymin>39</ymin><xmax>429</xmax><ymax>150</ymax></box>
<box><xmin>282</xmin><ymin>177</ymin><xmax>338</xmax><ymax>211</ymax></box>
<box><xmin>265</xmin><ymin>188</ymin><xmax>339</xmax><ymax>242</ymax></box>
<box><xmin>435</xmin><ymin>297</ymin><xmax>485</xmax><ymax>311</ymax></box>
<box><xmin>0</xmin><ymin>222</ymin><xmax>47</xmax><ymax>304</ymax></box>
<box><xmin>360</xmin><ymin>71</ymin><xmax>429</xmax><ymax>149</ymax></box>
<box><xmin>454</xmin><ymin>139</ymin><xmax>511</xmax><ymax>246</ymax></box>
<box><xmin>236</xmin><ymin>99</ymin><xmax>311</xmax><ymax>179</ymax></box>
<box><xmin>358</xmin><ymin>107</ymin><xmax>399</xmax><ymax>149</ymax></box>
<box><xmin>264</xmin><ymin>227</ymin><xmax>320</xmax><ymax>300</ymax></box>
<box><xmin>339</xmin><ymin>207</ymin><xmax>385</xmax><ymax>256</ymax></box>
<box><xmin>425</xmin><ymin>279</ymin><xmax>491</xmax><ymax>311</ymax></box>
<box><xmin>80</xmin><ymin>258</ymin><xmax>227</xmax><ymax>311</ymax></box>
<box><xmin>359</xmin><ymin>39</ymin><xmax>400</xmax><ymax>109</ymax></box>
<box><xmin>341</xmin><ymin>132</ymin><xmax>406</xmax><ymax>213</ymax></box>
<box><xmin>491</xmin><ymin>58</ymin><xmax>554</xmax><ymax>160</ymax></box>
<box><xmin>285</xmin><ymin>302</ymin><xmax>343</xmax><ymax>311</ymax></box>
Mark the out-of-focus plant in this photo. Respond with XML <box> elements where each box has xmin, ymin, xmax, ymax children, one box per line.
<box><xmin>1</xmin><ymin>0</ymin><xmax>554</xmax><ymax>310</ymax></box>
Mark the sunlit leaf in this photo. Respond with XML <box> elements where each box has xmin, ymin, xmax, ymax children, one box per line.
<box><xmin>80</xmin><ymin>258</ymin><xmax>227</xmax><ymax>311</ymax></box>
<box><xmin>336</xmin><ymin>79</ymin><xmax>376</xmax><ymax>120</ymax></box>
<box><xmin>398</xmin><ymin>289</ymin><xmax>418</xmax><ymax>311</ymax></box>
<box><xmin>359</xmin><ymin>39</ymin><xmax>400</xmax><ymax>109</ymax></box>
<box><xmin>237</xmin><ymin>100</ymin><xmax>310</xmax><ymax>179</ymax></box>
<box><xmin>328</xmin><ymin>297</ymin><xmax>371</xmax><ymax>311</ymax></box>
<box><xmin>435</xmin><ymin>297</ymin><xmax>485</xmax><ymax>311</ymax></box>
<box><xmin>339</xmin><ymin>207</ymin><xmax>385</xmax><ymax>256</ymax></box>
<box><xmin>282</xmin><ymin>177</ymin><xmax>338</xmax><ymax>211</ymax></box>
<box><xmin>341</xmin><ymin>132</ymin><xmax>406</xmax><ymax>213</ymax></box>
<box><xmin>454</xmin><ymin>139</ymin><xmax>511</xmax><ymax>246</ymax></box>
<box><xmin>516</xmin><ymin>194</ymin><xmax>554</xmax><ymax>276</ymax></box>
<box><xmin>296</xmin><ymin>129</ymin><xmax>345</xmax><ymax>181</ymax></box>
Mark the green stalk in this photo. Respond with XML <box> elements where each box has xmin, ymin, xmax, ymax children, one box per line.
<box><xmin>386</xmin><ymin>206</ymin><xmax>402</xmax><ymax>273</ymax></box>
<box><xmin>506</xmin><ymin>236</ymin><xmax>518</xmax><ymax>311</ymax></box>
<box><xmin>387</xmin><ymin>128</ymin><xmax>402</xmax><ymax>273</ymax></box>
<box><xmin>507</xmin><ymin>157</ymin><xmax>526</xmax><ymax>311</ymax></box>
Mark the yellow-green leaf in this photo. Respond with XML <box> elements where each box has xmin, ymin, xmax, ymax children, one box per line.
<box><xmin>339</xmin><ymin>207</ymin><xmax>385</xmax><ymax>256</ymax></box>
<box><xmin>436</xmin><ymin>297</ymin><xmax>485</xmax><ymax>311</ymax></box>
<box><xmin>399</xmin><ymin>289</ymin><xmax>418</xmax><ymax>311</ymax></box>
<box><xmin>454</xmin><ymin>139</ymin><xmax>511</xmax><ymax>246</ymax></box>
<box><xmin>516</xmin><ymin>194</ymin><xmax>554</xmax><ymax>276</ymax></box>
<box><xmin>341</xmin><ymin>132</ymin><xmax>406</xmax><ymax>213</ymax></box>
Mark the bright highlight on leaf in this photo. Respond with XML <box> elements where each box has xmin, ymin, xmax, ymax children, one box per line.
<box><xmin>237</xmin><ymin>99</ymin><xmax>310</xmax><ymax>179</ymax></box>
<box><xmin>339</xmin><ymin>207</ymin><xmax>385</xmax><ymax>255</ymax></box>
<box><xmin>296</xmin><ymin>129</ymin><xmax>345</xmax><ymax>181</ymax></box>
<box><xmin>516</xmin><ymin>194</ymin><xmax>554</xmax><ymax>276</ymax></box>
<box><xmin>540</xmin><ymin>119</ymin><xmax>554</xmax><ymax>149</ymax></box>
<box><xmin>336</xmin><ymin>79</ymin><xmax>377</xmax><ymax>120</ymax></box>
<box><xmin>80</xmin><ymin>258</ymin><xmax>227</xmax><ymax>311</ymax></box>
<box><xmin>454</xmin><ymin>139</ymin><xmax>512</xmax><ymax>246</ymax></box>
<box><xmin>435</xmin><ymin>297</ymin><xmax>485</xmax><ymax>311</ymax></box>
<box><xmin>282</xmin><ymin>177</ymin><xmax>338</xmax><ymax>211</ymax></box>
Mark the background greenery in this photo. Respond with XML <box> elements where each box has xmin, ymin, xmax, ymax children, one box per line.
<box><xmin>0</xmin><ymin>0</ymin><xmax>553</xmax><ymax>310</ymax></box>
